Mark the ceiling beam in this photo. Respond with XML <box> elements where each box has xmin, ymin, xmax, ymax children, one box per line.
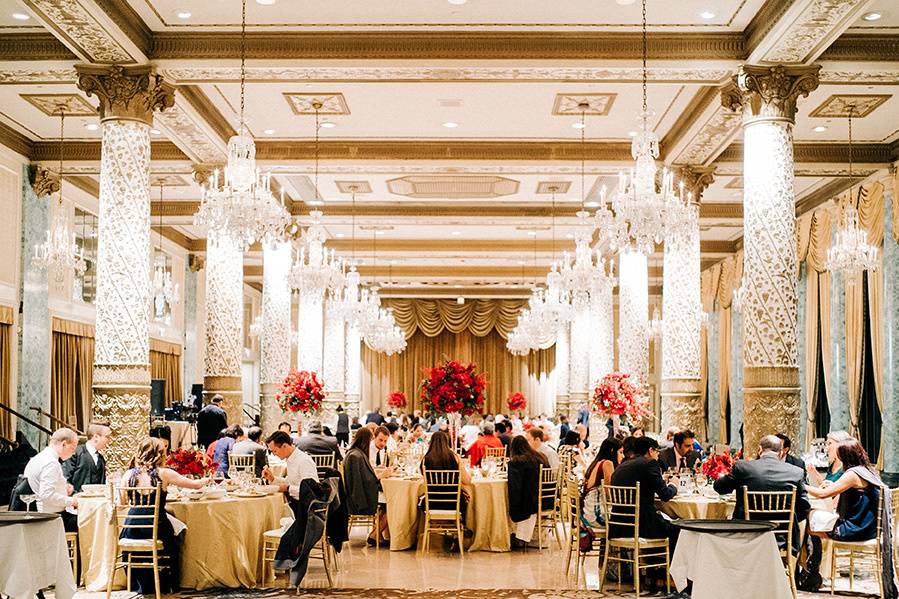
<box><xmin>0</xmin><ymin>32</ymin><xmax>76</xmax><ymax>60</ymax></box>
<box><xmin>716</xmin><ymin>142</ymin><xmax>895</xmax><ymax>165</ymax></box>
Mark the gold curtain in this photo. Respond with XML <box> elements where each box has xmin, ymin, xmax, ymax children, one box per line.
<box><xmin>150</xmin><ymin>339</ymin><xmax>182</xmax><ymax>408</ymax></box>
<box><xmin>362</xmin><ymin>329</ymin><xmax>555</xmax><ymax>415</ymax></box>
<box><xmin>0</xmin><ymin>305</ymin><xmax>12</xmax><ymax>439</ymax></box>
<box><xmin>384</xmin><ymin>299</ymin><xmax>526</xmax><ymax>339</ymax></box>
<box><xmin>716</xmin><ymin>255</ymin><xmax>739</xmax><ymax>443</ymax></box>
<box><xmin>51</xmin><ymin>330</ymin><xmax>94</xmax><ymax>432</ymax></box>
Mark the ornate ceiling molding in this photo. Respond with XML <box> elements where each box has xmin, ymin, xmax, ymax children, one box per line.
<box><xmin>153</xmin><ymin>101</ymin><xmax>226</xmax><ymax>163</ymax></box>
<box><xmin>0</xmin><ymin>33</ymin><xmax>75</xmax><ymax>60</ymax></box>
<box><xmin>177</xmin><ymin>85</ymin><xmax>236</xmax><ymax>143</ymax></box>
<box><xmin>819</xmin><ymin>34</ymin><xmax>899</xmax><ymax>62</ymax></box>
<box><xmin>31</xmin><ymin>140</ymin><xmax>187</xmax><ymax>161</ymax></box>
<box><xmin>0</xmin><ymin>120</ymin><xmax>35</xmax><ymax>158</ymax></box>
<box><xmin>716</xmin><ymin>142</ymin><xmax>893</xmax><ymax>164</ymax></box>
<box><xmin>672</xmin><ymin>104</ymin><xmax>743</xmax><ymax>166</ymax></box>
<box><xmin>21</xmin><ymin>0</ymin><xmax>136</xmax><ymax>63</ymax></box>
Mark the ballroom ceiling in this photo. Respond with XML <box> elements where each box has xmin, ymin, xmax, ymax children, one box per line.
<box><xmin>0</xmin><ymin>0</ymin><xmax>897</xmax><ymax>297</ymax></box>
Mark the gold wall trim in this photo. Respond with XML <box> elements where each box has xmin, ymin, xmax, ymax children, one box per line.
<box><xmin>95</xmin><ymin>0</ymin><xmax>153</xmax><ymax>56</ymax></box>
<box><xmin>242</xmin><ymin>264</ymin><xmax>665</xmax><ymax>279</ymax></box>
<box><xmin>660</xmin><ymin>85</ymin><xmax>718</xmax><ymax>157</ymax></box>
<box><xmin>0</xmin><ymin>120</ymin><xmax>34</xmax><ymax>157</ymax></box>
<box><xmin>0</xmin><ymin>32</ymin><xmax>76</xmax><ymax>60</ymax></box>
<box><xmin>51</xmin><ymin>316</ymin><xmax>95</xmax><ymax>337</ymax></box>
<box><xmin>819</xmin><ymin>34</ymin><xmax>899</xmax><ymax>62</ymax></box>
<box><xmin>717</xmin><ymin>142</ymin><xmax>894</xmax><ymax>164</ymax></box>
<box><xmin>699</xmin><ymin>203</ymin><xmax>743</xmax><ymax>219</ymax></box>
<box><xmin>31</xmin><ymin>140</ymin><xmax>187</xmax><ymax>162</ymax></box>
<box><xmin>743</xmin><ymin>0</ymin><xmax>794</xmax><ymax>58</ymax></box>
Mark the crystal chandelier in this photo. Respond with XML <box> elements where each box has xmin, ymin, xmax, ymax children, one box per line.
<box><xmin>151</xmin><ymin>184</ymin><xmax>180</xmax><ymax>324</ymax></box>
<box><xmin>608</xmin><ymin>0</ymin><xmax>678</xmax><ymax>255</ymax></box>
<box><xmin>289</xmin><ymin>209</ymin><xmax>344</xmax><ymax>300</ymax></box>
<box><xmin>647</xmin><ymin>306</ymin><xmax>663</xmax><ymax>341</ymax></box>
<box><xmin>825</xmin><ymin>106</ymin><xmax>878</xmax><ymax>281</ymax></box>
<box><xmin>562</xmin><ymin>212</ymin><xmax>616</xmax><ymax>312</ymax></box>
<box><xmin>32</xmin><ymin>110</ymin><xmax>86</xmax><ymax>283</ymax></box>
<box><xmin>333</xmin><ymin>185</ymin><xmax>364</xmax><ymax>324</ymax></box>
<box><xmin>365</xmin><ymin>307</ymin><xmax>406</xmax><ymax>355</ymax></box>
<box><xmin>528</xmin><ymin>190</ymin><xmax>572</xmax><ymax>330</ymax></box>
<box><xmin>248</xmin><ymin>315</ymin><xmax>262</xmax><ymax>337</ymax></box>
<box><xmin>193</xmin><ymin>0</ymin><xmax>290</xmax><ymax>250</ymax></box>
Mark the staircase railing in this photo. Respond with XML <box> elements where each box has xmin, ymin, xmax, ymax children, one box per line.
<box><xmin>30</xmin><ymin>406</ymin><xmax>85</xmax><ymax>437</ymax></box>
<box><xmin>0</xmin><ymin>403</ymin><xmax>52</xmax><ymax>436</ymax></box>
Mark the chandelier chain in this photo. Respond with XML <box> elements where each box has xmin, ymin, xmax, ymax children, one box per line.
<box><xmin>351</xmin><ymin>188</ymin><xmax>356</xmax><ymax>261</ymax></box>
<box><xmin>239</xmin><ymin>0</ymin><xmax>246</xmax><ymax>128</ymax></box>
<box><xmin>641</xmin><ymin>0</ymin><xmax>648</xmax><ymax>126</ymax></box>
<box><xmin>57</xmin><ymin>108</ymin><xmax>64</xmax><ymax>207</ymax></box>
<box><xmin>314</xmin><ymin>106</ymin><xmax>320</xmax><ymax>202</ymax></box>
<box><xmin>580</xmin><ymin>109</ymin><xmax>586</xmax><ymax>210</ymax></box>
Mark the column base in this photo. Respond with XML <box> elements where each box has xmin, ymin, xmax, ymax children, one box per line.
<box><xmin>661</xmin><ymin>378</ymin><xmax>705</xmax><ymax>440</ymax></box>
<box><xmin>93</xmin><ymin>364</ymin><xmax>151</xmax><ymax>471</ymax></box>
<box><xmin>555</xmin><ymin>393</ymin><xmax>570</xmax><ymax>421</ymax></box>
<box><xmin>743</xmin><ymin>366</ymin><xmax>800</xmax><ymax>455</ymax></box>
<box><xmin>260</xmin><ymin>383</ymin><xmax>287</xmax><ymax>433</ymax></box>
<box><xmin>204</xmin><ymin>375</ymin><xmax>243</xmax><ymax>426</ymax></box>
<box><xmin>344</xmin><ymin>393</ymin><xmax>361</xmax><ymax>419</ymax></box>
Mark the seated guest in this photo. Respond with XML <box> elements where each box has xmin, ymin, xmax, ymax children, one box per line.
<box><xmin>148</xmin><ymin>422</ymin><xmax>172</xmax><ymax>451</ymax></box>
<box><xmin>385</xmin><ymin>421</ymin><xmax>401</xmax><ymax>454</ymax></box>
<box><xmin>277</xmin><ymin>421</ymin><xmax>292</xmax><ymax>435</ymax></box>
<box><xmin>24</xmin><ymin>428</ymin><xmax>80</xmax><ymax>531</ymax></box>
<box><xmin>496</xmin><ymin>421</ymin><xmax>513</xmax><ymax>450</ymax></box>
<box><xmin>622</xmin><ymin>435</ymin><xmax>639</xmax><ymax>461</ymax></box>
<box><xmin>459</xmin><ymin>417</ymin><xmax>481</xmax><ymax>452</ymax></box>
<box><xmin>585</xmin><ymin>437</ymin><xmax>624</xmax><ymax>491</ymax></box>
<box><xmin>558</xmin><ymin>430</ymin><xmax>587</xmax><ymax>470</ymax></box>
<box><xmin>232</xmin><ymin>425</ymin><xmax>265</xmax><ymax>455</ymax></box>
<box><xmin>63</xmin><ymin>421</ymin><xmax>111</xmax><ymax>493</ymax></box>
<box><xmin>467</xmin><ymin>423</ymin><xmax>503</xmax><ymax>467</ymax></box>
<box><xmin>658</xmin><ymin>429</ymin><xmax>701</xmax><ymax>471</ymax></box>
<box><xmin>806</xmin><ymin>430</ymin><xmax>851</xmax><ymax>487</ymax></box>
<box><xmin>350</xmin><ymin>416</ymin><xmax>362</xmax><ymax>432</ymax></box>
<box><xmin>526</xmin><ymin>427</ymin><xmax>559</xmax><ymax>470</ymax></box>
<box><xmin>119</xmin><ymin>437</ymin><xmax>208</xmax><ymax>595</ymax></box>
<box><xmin>369</xmin><ymin>425</ymin><xmax>390</xmax><ymax>467</ymax></box>
<box><xmin>213</xmin><ymin>425</ymin><xmax>243</xmax><ymax>476</ymax></box>
<box><xmin>406</xmin><ymin>423</ymin><xmax>426</xmax><ymax>445</ymax></box>
<box><xmin>262</xmin><ymin>431</ymin><xmax>319</xmax><ymax>498</ymax></box>
<box><xmin>630</xmin><ymin>426</ymin><xmax>645</xmax><ymax>438</ymax></box>
<box><xmin>294</xmin><ymin>420</ymin><xmax>342</xmax><ymax>465</ymax></box>
<box><xmin>713</xmin><ymin>434</ymin><xmax>810</xmax><ymax>553</ymax></box>
<box><xmin>290</xmin><ymin>418</ymin><xmax>304</xmax><ymax>445</ymax></box>
<box><xmin>365</xmin><ymin>407</ymin><xmax>385</xmax><ymax>426</ymax></box>
<box><xmin>776</xmin><ymin>433</ymin><xmax>806</xmax><ymax>471</ymax></box>
<box><xmin>609</xmin><ymin>436</ymin><xmax>677</xmax><ymax>544</ymax></box>
<box><xmin>423</xmin><ymin>429</ymin><xmax>472</xmax><ymax>546</ymax></box>
<box><xmin>660</xmin><ymin>425</ymin><xmax>680</xmax><ymax>449</ymax></box>
<box><xmin>576</xmin><ymin>423</ymin><xmax>590</xmax><ymax>449</ymax></box>
<box><xmin>507</xmin><ymin>435</ymin><xmax>549</xmax><ymax>548</ymax></box>
<box><xmin>558</xmin><ymin>414</ymin><xmax>570</xmax><ymax>439</ymax></box>
<box><xmin>344</xmin><ymin>427</ymin><xmax>392</xmax><ymax>546</ymax></box>
<box><xmin>196</xmin><ymin>394</ymin><xmax>227</xmax><ymax>448</ymax></box>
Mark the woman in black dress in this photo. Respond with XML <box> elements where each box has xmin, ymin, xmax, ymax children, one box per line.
<box><xmin>507</xmin><ymin>435</ymin><xmax>549</xmax><ymax>548</ymax></box>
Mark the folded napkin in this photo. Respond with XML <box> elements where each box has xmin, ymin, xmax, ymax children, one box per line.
<box><xmin>809</xmin><ymin>509</ymin><xmax>839</xmax><ymax>532</ymax></box>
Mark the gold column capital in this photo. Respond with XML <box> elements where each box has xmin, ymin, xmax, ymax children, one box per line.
<box><xmin>675</xmin><ymin>165</ymin><xmax>716</xmax><ymax>203</ymax></box>
<box><xmin>30</xmin><ymin>165</ymin><xmax>59</xmax><ymax>198</ymax></box>
<box><xmin>720</xmin><ymin>64</ymin><xmax>820</xmax><ymax>124</ymax></box>
<box><xmin>75</xmin><ymin>64</ymin><xmax>175</xmax><ymax>125</ymax></box>
<box><xmin>191</xmin><ymin>163</ymin><xmax>224</xmax><ymax>187</ymax></box>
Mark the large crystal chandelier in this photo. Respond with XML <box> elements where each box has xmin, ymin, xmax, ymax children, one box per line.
<box><xmin>333</xmin><ymin>185</ymin><xmax>364</xmax><ymax>323</ymax></box>
<box><xmin>151</xmin><ymin>184</ymin><xmax>180</xmax><ymax>324</ymax></box>
<box><xmin>608</xmin><ymin>0</ymin><xmax>677</xmax><ymax>255</ymax></box>
<box><xmin>528</xmin><ymin>191</ymin><xmax>572</xmax><ymax>329</ymax></box>
<box><xmin>825</xmin><ymin>106</ymin><xmax>878</xmax><ymax>281</ymax></box>
<box><xmin>351</xmin><ymin>228</ymin><xmax>405</xmax><ymax>354</ymax></box>
<box><xmin>32</xmin><ymin>110</ymin><xmax>86</xmax><ymax>283</ymax></box>
<box><xmin>193</xmin><ymin>0</ymin><xmax>289</xmax><ymax>250</ymax></box>
<box><xmin>507</xmin><ymin>233</ymin><xmax>563</xmax><ymax>354</ymax></box>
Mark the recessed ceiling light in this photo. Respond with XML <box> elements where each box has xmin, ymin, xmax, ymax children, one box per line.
<box><xmin>12</xmin><ymin>12</ymin><xmax>30</xmax><ymax>20</ymax></box>
<box><xmin>451</xmin><ymin>231</ymin><xmax>461</xmax><ymax>236</ymax></box>
<box><xmin>813</xmin><ymin>125</ymin><xmax>827</xmax><ymax>132</ymax></box>
<box><xmin>628</xmin><ymin>131</ymin><xmax>638</xmax><ymax>137</ymax></box>
<box><xmin>264</xmin><ymin>128</ymin><xmax>275</xmax><ymax>135</ymax></box>
<box><xmin>862</xmin><ymin>11</ymin><xmax>882</xmax><ymax>21</ymax></box>
<box><xmin>177</xmin><ymin>11</ymin><xmax>191</xmax><ymax>19</ymax></box>
<box><xmin>150</xmin><ymin>128</ymin><xmax>161</xmax><ymax>135</ymax></box>
<box><xmin>335</xmin><ymin>233</ymin><xmax>344</xmax><ymax>238</ymax></box>
<box><xmin>454</xmin><ymin>284</ymin><xmax>462</xmax><ymax>288</ymax></box>
<box><xmin>584</xmin><ymin>201</ymin><xmax>600</xmax><ymax>208</ymax></box>
<box><xmin>375</xmin><ymin>230</ymin><xmax>385</xmax><ymax>235</ymax></box>
<box><xmin>256</xmin><ymin>0</ymin><xmax>276</xmax><ymax>4</ymax></box>
<box><xmin>699</xmin><ymin>11</ymin><xmax>715</xmax><ymax>19</ymax></box>
<box><xmin>442</xmin><ymin>121</ymin><xmax>459</xmax><ymax>128</ymax></box>
<box><xmin>527</xmin><ymin>231</ymin><xmax>537</xmax><ymax>237</ymax></box>
<box><xmin>615</xmin><ymin>0</ymin><xmax>636</xmax><ymax>4</ymax></box>
<box><xmin>84</xmin><ymin>123</ymin><xmax>99</xmax><ymax>131</ymax></box>
<box><xmin>572</xmin><ymin>122</ymin><xmax>586</xmax><ymax>129</ymax></box>
<box><xmin>390</xmin><ymin>260</ymin><xmax>398</xmax><ymax>264</ymax></box>
<box><xmin>320</xmin><ymin>122</ymin><xmax>336</xmax><ymax>129</ymax></box>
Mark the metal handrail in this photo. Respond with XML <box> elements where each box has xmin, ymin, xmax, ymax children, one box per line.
<box><xmin>0</xmin><ymin>403</ymin><xmax>52</xmax><ymax>435</ymax></box>
<box><xmin>30</xmin><ymin>407</ymin><xmax>85</xmax><ymax>436</ymax></box>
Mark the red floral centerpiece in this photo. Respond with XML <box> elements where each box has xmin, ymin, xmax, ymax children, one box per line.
<box><xmin>277</xmin><ymin>369</ymin><xmax>326</xmax><ymax>414</ymax></box>
<box><xmin>419</xmin><ymin>360</ymin><xmax>486</xmax><ymax>416</ymax></box>
<box><xmin>507</xmin><ymin>391</ymin><xmax>527</xmax><ymax>413</ymax></box>
<box><xmin>387</xmin><ymin>390</ymin><xmax>407</xmax><ymax>409</ymax></box>
<box><xmin>701</xmin><ymin>453</ymin><xmax>735</xmax><ymax>479</ymax></box>
<box><xmin>590</xmin><ymin>372</ymin><xmax>651</xmax><ymax>421</ymax></box>
<box><xmin>166</xmin><ymin>448</ymin><xmax>216</xmax><ymax>478</ymax></box>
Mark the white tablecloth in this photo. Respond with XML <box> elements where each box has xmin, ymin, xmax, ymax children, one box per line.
<box><xmin>670</xmin><ymin>529</ymin><xmax>792</xmax><ymax>599</ymax></box>
<box><xmin>0</xmin><ymin>516</ymin><xmax>77</xmax><ymax>599</ymax></box>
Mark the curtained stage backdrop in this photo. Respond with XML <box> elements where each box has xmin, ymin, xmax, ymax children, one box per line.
<box><xmin>362</xmin><ymin>299</ymin><xmax>555</xmax><ymax>416</ymax></box>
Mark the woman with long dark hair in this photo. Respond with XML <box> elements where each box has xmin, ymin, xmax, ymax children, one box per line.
<box><xmin>344</xmin><ymin>427</ymin><xmax>393</xmax><ymax>545</ymax></box>
<box><xmin>507</xmin><ymin>435</ymin><xmax>549</xmax><ymax>548</ymax></box>
<box><xmin>423</xmin><ymin>431</ymin><xmax>471</xmax><ymax>485</ymax></box>
<box><xmin>558</xmin><ymin>429</ymin><xmax>587</xmax><ymax>470</ymax></box>
<box><xmin>585</xmin><ymin>437</ymin><xmax>623</xmax><ymax>490</ymax></box>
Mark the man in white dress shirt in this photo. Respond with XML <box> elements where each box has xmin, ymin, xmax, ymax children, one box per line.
<box><xmin>23</xmin><ymin>427</ymin><xmax>79</xmax><ymax>531</ymax></box>
<box><xmin>262</xmin><ymin>431</ymin><xmax>319</xmax><ymax>499</ymax></box>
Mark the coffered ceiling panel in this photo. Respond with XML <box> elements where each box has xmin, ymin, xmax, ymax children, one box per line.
<box><xmin>794</xmin><ymin>84</ymin><xmax>899</xmax><ymax>143</ymax></box>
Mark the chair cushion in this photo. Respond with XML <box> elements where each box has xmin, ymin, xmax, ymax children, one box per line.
<box><xmin>119</xmin><ymin>538</ymin><xmax>164</xmax><ymax>550</ymax></box>
<box><xmin>608</xmin><ymin>536</ymin><xmax>668</xmax><ymax>548</ymax></box>
<box><xmin>832</xmin><ymin>538</ymin><xmax>878</xmax><ymax>549</ymax></box>
<box><xmin>427</xmin><ymin>509</ymin><xmax>460</xmax><ymax>518</ymax></box>
<box><xmin>263</xmin><ymin>528</ymin><xmax>285</xmax><ymax>539</ymax></box>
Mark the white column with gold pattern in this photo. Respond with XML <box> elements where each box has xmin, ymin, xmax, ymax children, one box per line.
<box><xmin>345</xmin><ymin>323</ymin><xmax>362</xmax><ymax>417</ymax></box>
<box><xmin>618</xmin><ymin>250</ymin><xmax>649</xmax><ymax>384</ymax></box>
<box><xmin>322</xmin><ymin>300</ymin><xmax>346</xmax><ymax>415</ymax></box>
<box><xmin>76</xmin><ymin>64</ymin><xmax>174</xmax><ymax>470</ymax></box>
<box><xmin>569</xmin><ymin>309</ymin><xmax>591</xmax><ymax>416</ymax></box>
<box><xmin>554</xmin><ymin>322</ymin><xmax>570</xmax><ymax>418</ymax></box>
<box><xmin>297</xmin><ymin>293</ymin><xmax>324</xmax><ymax>373</ymax></box>
<box><xmin>260</xmin><ymin>239</ymin><xmax>292</xmax><ymax>431</ymax></box>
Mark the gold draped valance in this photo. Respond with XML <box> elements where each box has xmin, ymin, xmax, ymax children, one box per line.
<box><xmin>0</xmin><ymin>305</ymin><xmax>13</xmax><ymax>325</ymax></box>
<box><xmin>383</xmin><ymin>299</ymin><xmax>526</xmax><ymax>340</ymax></box>
<box><xmin>150</xmin><ymin>338</ymin><xmax>182</xmax><ymax>355</ymax></box>
<box><xmin>52</xmin><ymin>317</ymin><xmax>95</xmax><ymax>338</ymax></box>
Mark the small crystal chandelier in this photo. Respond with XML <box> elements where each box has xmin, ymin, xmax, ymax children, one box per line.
<box><xmin>193</xmin><ymin>0</ymin><xmax>290</xmax><ymax>250</ymax></box>
<box><xmin>333</xmin><ymin>185</ymin><xmax>364</xmax><ymax>324</ymax></box>
<box><xmin>825</xmin><ymin>106</ymin><xmax>878</xmax><ymax>282</ymax></box>
<box><xmin>32</xmin><ymin>109</ymin><xmax>86</xmax><ymax>283</ymax></box>
<box><xmin>151</xmin><ymin>184</ymin><xmax>180</xmax><ymax>324</ymax></box>
<box><xmin>248</xmin><ymin>314</ymin><xmax>262</xmax><ymax>337</ymax></box>
<box><xmin>608</xmin><ymin>0</ymin><xmax>678</xmax><ymax>255</ymax></box>
<box><xmin>732</xmin><ymin>276</ymin><xmax>747</xmax><ymax>314</ymax></box>
<box><xmin>647</xmin><ymin>306</ymin><xmax>663</xmax><ymax>341</ymax></box>
<box><xmin>529</xmin><ymin>190</ymin><xmax>573</xmax><ymax>330</ymax></box>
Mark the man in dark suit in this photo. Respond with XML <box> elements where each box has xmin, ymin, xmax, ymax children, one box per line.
<box><xmin>63</xmin><ymin>422</ymin><xmax>110</xmax><ymax>492</ymax></box>
<box><xmin>365</xmin><ymin>407</ymin><xmax>385</xmax><ymax>426</ymax></box>
<box><xmin>658</xmin><ymin>429</ymin><xmax>701</xmax><ymax>471</ymax></box>
<box><xmin>197</xmin><ymin>394</ymin><xmax>228</xmax><ymax>449</ymax></box>
<box><xmin>776</xmin><ymin>433</ymin><xmax>807</xmax><ymax>473</ymax></box>
<box><xmin>335</xmin><ymin>405</ymin><xmax>350</xmax><ymax>447</ymax></box>
<box><xmin>294</xmin><ymin>421</ymin><xmax>342</xmax><ymax>465</ymax></box>
<box><xmin>609</xmin><ymin>436</ymin><xmax>677</xmax><ymax>542</ymax></box>
<box><xmin>713</xmin><ymin>434</ymin><xmax>811</xmax><ymax>553</ymax></box>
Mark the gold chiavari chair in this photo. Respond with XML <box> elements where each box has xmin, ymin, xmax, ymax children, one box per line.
<box><xmin>106</xmin><ymin>482</ymin><xmax>167</xmax><ymax>599</ymax></box>
<box><xmin>228</xmin><ymin>453</ymin><xmax>256</xmax><ymax>476</ymax></box>
<box><xmin>65</xmin><ymin>532</ymin><xmax>79</xmax><ymax>581</ymax></box>
<box><xmin>564</xmin><ymin>477</ymin><xmax>605</xmax><ymax>579</ymax></box>
<box><xmin>829</xmin><ymin>489</ymin><xmax>886</xmax><ymax>597</ymax></box>
<box><xmin>310</xmin><ymin>453</ymin><xmax>335</xmax><ymax>478</ymax></box>
<box><xmin>485</xmin><ymin>445</ymin><xmax>506</xmax><ymax>461</ymax></box>
<box><xmin>537</xmin><ymin>465</ymin><xmax>562</xmax><ymax>549</ymax></box>
<box><xmin>347</xmin><ymin>508</ymin><xmax>381</xmax><ymax>546</ymax></box>
<box><xmin>421</xmin><ymin>467</ymin><xmax>464</xmax><ymax>554</ymax></box>
<box><xmin>742</xmin><ymin>487</ymin><xmax>797</xmax><ymax>599</ymax></box>
<box><xmin>599</xmin><ymin>483</ymin><xmax>670</xmax><ymax>598</ymax></box>
<box><xmin>263</xmin><ymin>504</ymin><xmax>336</xmax><ymax>588</ymax></box>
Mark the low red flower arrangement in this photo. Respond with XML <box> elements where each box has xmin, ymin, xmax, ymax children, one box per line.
<box><xmin>701</xmin><ymin>453</ymin><xmax>735</xmax><ymax>480</ymax></box>
<box><xmin>387</xmin><ymin>390</ymin><xmax>407</xmax><ymax>409</ymax></box>
<box><xmin>277</xmin><ymin>369</ymin><xmax>325</xmax><ymax>414</ymax></box>
<box><xmin>590</xmin><ymin>372</ymin><xmax>651</xmax><ymax>421</ymax></box>
<box><xmin>420</xmin><ymin>360</ymin><xmax>486</xmax><ymax>416</ymax></box>
<box><xmin>166</xmin><ymin>448</ymin><xmax>216</xmax><ymax>478</ymax></box>
<box><xmin>507</xmin><ymin>391</ymin><xmax>527</xmax><ymax>413</ymax></box>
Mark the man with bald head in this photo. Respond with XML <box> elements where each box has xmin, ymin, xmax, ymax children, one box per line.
<box><xmin>713</xmin><ymin>434</ymin><xmax>811</xmax><ymax>553</ymax></box>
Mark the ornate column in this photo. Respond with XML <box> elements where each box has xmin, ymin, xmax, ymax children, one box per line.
<box><xmin>202</xmin><ymin>228</ymin><xmax>244</xmax><ymax>425</ymax></box>
<box><xmin>181</xmin><ymin>255</ymin><xmax>202</xmax><ymax>400</ymax></box>
<box><xmin>721</xmin><ymin>65</ymin><xmax>819</xmax><ymax>452</ymax></box>
<box><xmin>322</xmin><ymin>300</ymin><xmax>346</xmax><ymax>415</ymax></box>
<box><xmin>883</xmin><ymin>172</ymin><xmax>898</xmax><ymax>477</ymax></box>
<box><xmin>661</xmin><ymin>168</ymin><xmax>713</xmax><ymax>437</ymax></box>
<box><xmin>260</xmin><ymin>240</ymin><xmax>292</xmax><ymax>431</ymax></box>
<box><xmin>618</xmin><ymin>249</ymin><xmax>649</xmax><ymax>383</ymax></box>
<box><xmin>296</xmin><ymin>293</ymin><xmax>324</xmax><ymax>372</ymax></box>
<box><xmin>588</xmin><ymin>279</ymin><xmax>615</xmax><ymax>386</ymax></box>
<box><xmin>569</xmin><ymin>309</ymin><xmax>591</xmax><ymax>416</ymax></box>
<box><xmin>344</xmin><ymin>323</ymin><xmax>362</xmax><ymax>418</ymax></box>
<box><xmin>554</xmin><ymin>322</ymin><xmax>570</xmax><ymax>418</ymax></box>
<box><xmin>76</xmin><ymin>64</ymin><xmax>174</xmax><ymax>469</ymax></box>
<box><xmin>17</xmin><ymin>167</ymin><xmax>56</xmax><ymax>447</ymax></box>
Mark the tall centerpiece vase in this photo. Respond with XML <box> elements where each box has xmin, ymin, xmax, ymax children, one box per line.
<box><xmin>590</xmin><ymin>372</ymin><xmax>650</xmax><ymax>436</ymax></box>
<box><xmin>420</xmin><ymin>359</ymin><xmax>487</xmax><ymax>451</ymax></box>
<box><xmin>447</xmin><ymin>412</ymin><xmax>462</xmax><ymax>450</ymax></box>
<box><xmin>277</xmin><ymin>369</ymin><xmax>326</xmax><ymax>429</ymax></box>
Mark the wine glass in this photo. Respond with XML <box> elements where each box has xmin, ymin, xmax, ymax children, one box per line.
<box><xmin>20</xmin><ymin>494</ymin><xmax>36</xmax><ymax>516</ymax></box>
<box><xmin>695</xmin><ymin>474</ymin><xmax>708</xmax><ymax>494</ymax></box>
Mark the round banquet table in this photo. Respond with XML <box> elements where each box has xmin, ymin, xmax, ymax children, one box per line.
<box><xmin>78</xmin><ymin>492</ymin><xmax>285</xmax><ymax>591</ymax></box>
<box><xmin>656</xmin><ymin>494</ymin><xmax>736</xmax><ymax>521</ymax></box>
<box><xmin>381</xmin><ymin>475</ymin><xmax>512</xmax><ymax>552</ymax></box>
<box><xmin>0</xmin><ymin>513</ymin><xmax>76</xmax><ymax>599</ymax></box>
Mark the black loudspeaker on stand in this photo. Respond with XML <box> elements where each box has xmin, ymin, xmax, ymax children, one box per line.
<box><xmin>150</xmin><ymin>379</ymin><xmax>166</xmax><ymax>417</ymax></box>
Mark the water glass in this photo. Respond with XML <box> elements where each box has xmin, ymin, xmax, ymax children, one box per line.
<box><xmin>20</xmin><ymin>494</ymin><xmax>36</xmax><ymax>515</ymax></box>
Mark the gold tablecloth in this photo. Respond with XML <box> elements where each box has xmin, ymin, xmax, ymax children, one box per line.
<box><xmin>380</xmin><ymin>476</ymin><xmax>511</xmax><ymax>552</ymax></box>
<box><xmin>167</xmin><ymin>421</ymin><xmax>192</xmax><ymax>450</ymax></box>
<box><xmin>78</xmin><ymin>493</ymin><xmax>285</xmax><ymax>591</ymax></box>
<box><xmin>656</xmin><ymin>495</ymin><xmax>736</xmax><ymax>521</ymax></box>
